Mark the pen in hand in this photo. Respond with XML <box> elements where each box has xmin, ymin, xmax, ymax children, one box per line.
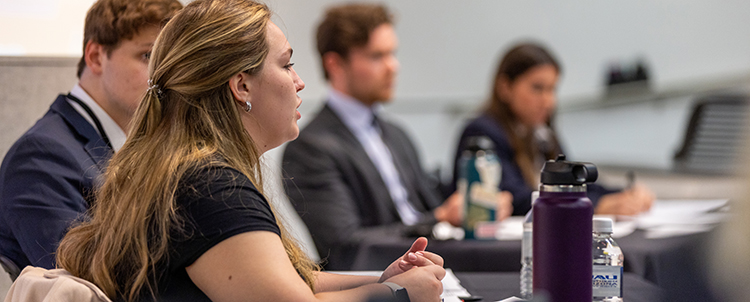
<box><xmin>626</xmin><ymin>170</ymin><xmax>655</xmax><ymax>213</ymax></box>
<box><xmin>626</xmin><ymin>170</ymin><xmax>635</xmax><ymax>190</ymax></box>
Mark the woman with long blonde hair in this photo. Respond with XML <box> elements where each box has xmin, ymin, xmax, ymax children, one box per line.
<box><xmin>56</xmin><ymin>0</ymin><xmax>445</xmax><ymax>301</ymax></box>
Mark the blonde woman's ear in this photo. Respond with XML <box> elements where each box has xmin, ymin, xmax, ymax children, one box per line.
<box><xmin>228</xmin><ymin>72</ymin><xmax>253</xmax><ymax>103</ymax></box>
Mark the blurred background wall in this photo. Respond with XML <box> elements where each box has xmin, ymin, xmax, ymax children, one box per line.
<box><xmin>3</xmin><ymin>0</ymin><xmax>750</xmax><ymax>171</ymax></box>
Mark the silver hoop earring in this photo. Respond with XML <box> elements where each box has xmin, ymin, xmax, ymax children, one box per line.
<box><xmin>244</xmin><ymin>101</ymin><xmax>252</xmax><ymax>112</ymax></box>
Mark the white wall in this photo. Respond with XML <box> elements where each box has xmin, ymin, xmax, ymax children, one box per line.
<box><xmin>3</xmin><ymin>0</ymin><xmax>750</xmax><ymax>103</ymax></box>
<box><xmin>0</xmin><ymin>7</ymin><xmax>747</xmax><ymax>176</ymax></box>
<box><xmin>6</xmin><ymin>0</ymin><xmax>747</xmax><ymax>169</ymax></box>
<box><xmin>269</xmin><ymin>0</ymin><xmax>750</xmax><ymax>108</ymax></box>
<box><xmin>0</xmin><ymin>0</ymin><xmax>95</xmax><ymax>55</ymax></box>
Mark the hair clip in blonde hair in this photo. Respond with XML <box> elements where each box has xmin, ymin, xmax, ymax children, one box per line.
<box><xmin>147</xmin><ymin>79</ymin><xmax>163</xmax><ymax>97</ymax></box>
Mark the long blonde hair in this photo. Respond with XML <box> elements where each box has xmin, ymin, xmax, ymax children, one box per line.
<box><xmin>57</xmin><ymin>0</ymin><xmax>318</xmax><ymax>300</ymax></box>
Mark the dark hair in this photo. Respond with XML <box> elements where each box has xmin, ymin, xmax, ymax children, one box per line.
<box><xmin>315</xmin><ymin>3</ymin><xmax>393</xmax><ymax>79</ymax></box>
<box><xmin>485</xmin><ymin>42</ymin><xmax>562</xmax><ymax>187</ymax></box>
<box><xmin>77</xmin><ymin>0</ymin><xmax>183</xmax><ymax>78</ymax></box>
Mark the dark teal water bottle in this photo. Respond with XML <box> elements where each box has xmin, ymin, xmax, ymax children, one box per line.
<box><xmin>457</xmin><ymin>136</ymin><xmax>501</xmax><ymax>240</ymax></box>
<box><xmin>533</xmin><ymin>154</ymin><xmax>597</xmax><ymax>302</ymax></box>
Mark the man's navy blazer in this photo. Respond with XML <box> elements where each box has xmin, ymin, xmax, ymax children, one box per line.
<box><xmin>282</xmin><ymin>104</ymin><xmax>442</xmax><ymax>270</ymax></box>
<box><xmin>0</xmin><ymin>94</ymin><xmax>112</xmax><ymax>269</ymax></box>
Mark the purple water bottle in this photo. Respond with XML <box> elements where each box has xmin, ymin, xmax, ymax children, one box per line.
<box><xmin>533</xmin><ymin>154</ymin><xmax>597</xmax><ymax>302</ymax></box>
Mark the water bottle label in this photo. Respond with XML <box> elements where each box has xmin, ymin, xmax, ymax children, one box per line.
<box><xmin>468</xmin><ymin>182</ymin><xmax>497</xmax><ymax>209</ymax></box>
<box><xmin>468</xmin><ymin>156</ymin><xmax>500</xmax><ymax>209</ymax></box>
<box><xmin>592</xmin><ymin>266</ymin><xmax>622</xmax><ymax>297</ymax></box>
<box><xmin>475</xmin><ymin>155</ymin><xmax>501</xmax><ymax>187</ymax></box>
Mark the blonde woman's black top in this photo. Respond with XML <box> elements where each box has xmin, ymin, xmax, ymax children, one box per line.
<box><xmin>146</xmin><ymin>165</ymin><xmax>280</xmax><ymax>302</ymax></box>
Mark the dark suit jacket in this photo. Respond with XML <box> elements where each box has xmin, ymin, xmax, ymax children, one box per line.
<box><xmin>0</xmin><ymin>94</ymin><xmax>112</xmax><ymax>269</ymax></box>
<box><xmin>452</xmin><ymin>114</ymin><xmax>616</xmax><ymax>216</ymax></box>
<box><xmin>282</xmin><ymin>104</ymin><xmax>442</xmax><ymax>270</ymax></box>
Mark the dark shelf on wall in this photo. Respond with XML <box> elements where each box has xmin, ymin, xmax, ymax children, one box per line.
<box><xmin>377</xmin><ymin>73</ymin><xmax>750</xmax><ymax>118</ymax></box>
<box><xmin>558</xmin><ymin>73</ymin><xmax>750</xmax><ymax>113</ymax></box>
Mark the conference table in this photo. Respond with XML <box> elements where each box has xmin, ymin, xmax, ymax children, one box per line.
<box><xmin>351</xmin><ymin>227</ymin><xmax>719</xmax><ymax>301</ymax></box>
<box><xmin>352</xmin><ymin>228</ymin><xmax>709</xmax><ymax>273</ymax></box>
<box><xmin>454</xmin><ymin>272</ymin><xmax>664</xmax><ymax>302</ymax></box>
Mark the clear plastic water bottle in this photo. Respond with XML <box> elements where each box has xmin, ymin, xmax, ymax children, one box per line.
<box><xmin>520</xmin><ymin>191</ymin><xmax>538</xmax><ymax>300</ymax></box>
<box><xmin>592</xmin><ymin>218</ymin><xmax>624</xmax><ymax>302</ymax></box>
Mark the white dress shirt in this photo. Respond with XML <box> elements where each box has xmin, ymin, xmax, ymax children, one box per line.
<box><xmin>327</xmin><ymin>89</ymin><xmax>422</xmax><ymax>225</ymax></box>
<box><xmin>68</xmin><ymin>84</ymin><xmax>127</xmax><ymax>151</ymax></box>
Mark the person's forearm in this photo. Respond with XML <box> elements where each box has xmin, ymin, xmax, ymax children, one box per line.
<box><xmin>314</xmin><ymin>282</ymin><xmax>393</xmax><ymax>302</ymax></box>
<box><xmin>314</xmin><ymin>271</ymin><xmax>380</xmax><ymax>292</ymax></box>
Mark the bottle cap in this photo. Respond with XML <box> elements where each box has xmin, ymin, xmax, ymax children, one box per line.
<box><xmin>593</xmin><ymin>218</ymin><xmax>614</xmax><ymax>233</ymax></box>
<box><xmin>464</xmin><ymin>136</ymin><xmax>495</xmax><ymax>152</ymax></box>
<box><xmin>540</xmin><ymin>154</ymin><xmax>598</xmax><ymax>185</ymax></box>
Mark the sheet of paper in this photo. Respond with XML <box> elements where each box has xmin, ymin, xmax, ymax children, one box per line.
<box><xmin>495</xmin><ymin>213</ymin><xmax>638</xmax><ymax>239</ymax></box>
<box><xmin>634</xmin><ymin>199</ymin><xmax>729</xmax><ymax>238</ymax></box>
<box><xmin>644</xmin><ymin>223</ymin><xmax>716</xmax><ymax>239</ymax></box>
<box><xmin>636</xmin><ymin>199</ymin><xmax>727</xmax><ymax>225</ymax></box>
<box><xmin>441</xmin><ymin>269</ymin><xmax>472</xmax><ymax>302</ymax></box>
<box><xmin>495</xmin><ymin>216</ymin><xmax>525</xmax><ymax>240</ymax></box>
<box><xmin>327</xmin><ymin>269</ymin><xmax>471</xmax><ymax>301</ymax></box>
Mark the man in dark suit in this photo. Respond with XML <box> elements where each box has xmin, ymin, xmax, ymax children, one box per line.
<box><xmin>0</xmin><ymin>0</ymin><xmax>182</xmax><ymax>270</ymax></box>
<box><xmin>282</xmin><ymin>3</ymin><xmax>512</xmax><ymax>270</ymax></box>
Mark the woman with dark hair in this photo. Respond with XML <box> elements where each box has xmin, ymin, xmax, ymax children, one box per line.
<box><xmin>453</xmin><ymin>42</ymin><xmax>654</xmax><ymax>216</ymax></box>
